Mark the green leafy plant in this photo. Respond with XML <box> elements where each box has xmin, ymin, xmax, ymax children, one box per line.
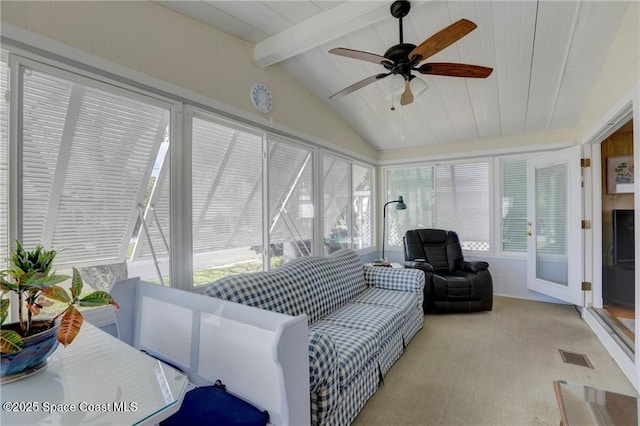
<box><xmin>0</xmin><ymin>242</ymin><xmax>119</xmax><ymax>354</ymax></box>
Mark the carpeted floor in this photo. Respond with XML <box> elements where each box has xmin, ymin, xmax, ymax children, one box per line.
<box><xmin>352</xmin><ymin>296</ymin><xmax>637</xmax><ymax>426</ymax></box>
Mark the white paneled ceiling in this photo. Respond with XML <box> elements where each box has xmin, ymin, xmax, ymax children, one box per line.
<box><xmin>155</xmin><ymin>1</ymin><xmax>632</xmax><ymax>151</ymax></box>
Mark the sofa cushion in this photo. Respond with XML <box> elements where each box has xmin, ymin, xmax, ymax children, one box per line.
<box><xmin>353</xmin><ymin>287</ymin><xmax>418</xmax><ymax>312</ymax></box>
<box><xmin>310</xmin><ymin>322</ymin><xmax>377</xmax><ymax>388</ymax></box>
<box><xmin>323</xmin><ymin>303</ymin><xmax>404</xmax><ymax>350</ymax></box>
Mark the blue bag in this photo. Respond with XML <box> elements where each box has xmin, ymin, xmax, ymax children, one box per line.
<box><xmin>161</xmin><ymin>380</ymin><xmax>269</xmax><ymax>426</ymax></box>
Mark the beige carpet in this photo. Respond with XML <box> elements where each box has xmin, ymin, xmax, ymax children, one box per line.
<box><xmin>352</xmin><ymin>296</ymin><xmax>637</xmax><ymax>426</ymax></box>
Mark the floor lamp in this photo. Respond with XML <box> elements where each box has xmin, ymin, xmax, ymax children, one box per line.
<box><xmin>377</xmin><ymin>195</ymin><xmax>407</xmax><ymax>265</ymax></box>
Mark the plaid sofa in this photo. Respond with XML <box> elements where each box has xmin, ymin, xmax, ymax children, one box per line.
<box><xmin>204</xmin><ymin>249</ymin><xmax>425</xmax><ymax>425</ymax></box>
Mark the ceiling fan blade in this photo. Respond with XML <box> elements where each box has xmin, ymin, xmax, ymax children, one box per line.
<box><xmin>400</xmin><ymin>81</ymin><xmax>414</xmax><ymax>106</ymax></box>
<box><xmin>329</xmin><ymin>73</ymin><xmax>390</xmax><ymax>99</ymax></box>
<box><xmin>409</xmin><ymin>19</ymin><xmax>477</xmax><ymax>63</ymax></box>
<box><xmin>416</xmin><ymin>63</ymin><xmax>493</xmax><ymax>78</ymax></box>
<box><xmin>329</xmin><ymin>48</ymin><xmax>391</xmax><ymax>66</ymax></box>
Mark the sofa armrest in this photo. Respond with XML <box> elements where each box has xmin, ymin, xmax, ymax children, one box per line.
<box><xmin>363</xmin><ymin>265</ymin><xmax>425</xmax><ymax>293</ymax></box>
<box><xmin>461</xmin><ymin>260</ymin><xmax>489</xmax><ymax>272</ymax></box>
<box><xmin>404</xmin><ymin>260</ymin><xmax>434</xmax><ymax>272</ymax></box>
<box><xmin>308</xmin><ymin>330</ymin><xmax>339</xmax><ymax>424</ymax></box>
<box><xmin>308</xmin><ymin>331</ymin><xmax>337</xmax><ymax>392</ymax></box>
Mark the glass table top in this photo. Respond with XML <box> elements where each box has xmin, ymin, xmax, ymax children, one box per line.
<box><xmin>1</xmin><ymin>322</ymin><xmax>188</xmax><ymax>425</ymax></box>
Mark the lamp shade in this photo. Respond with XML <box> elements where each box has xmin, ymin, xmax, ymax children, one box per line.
<box><xmin>390</xmin><ymin>74</ymin><xmax>405</xmax><ymax>95</ymax></box>
<box><xmin>380</xmin><ymin>195</ymin><xmax>408</xmax><ymax>263</ymax></box>
<box><xmin>409</xmin><ymin>77</ymin><xmax>429</xmax><ymax>98</ymax></box>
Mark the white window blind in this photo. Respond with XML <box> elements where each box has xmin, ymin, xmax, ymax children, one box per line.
<box><xmin>190</xmin><ymin>114</ymin><xmax>263</xmax><ymax>284</ymax></box>
<box><xmin>502</xmin><ymin>159</ymin><xmax>527</xmax><ymax>252</ymax></box>
<box><xmin>387</xmin><ymin>167</ymin><xmax>435</xmax><ymax>246</ymax></box>
<box><xmin>129</xmin><ymin>130</ymin><xmax>171</xmax><ymax>262</ymax></box>
<box><xmin>535</xmin><ymin>164</ymin><xmax>567</xmax><ymax>256</ymax></box>
<box><xmin>19</xmin><ymin>66</ymin><xmax>170</xmax><ymax>266</ymax></box>
<box><xmin>352</xmin><ymin>164</ymin><xmax>373</xmax><ymax>249</ymax></box>
<box><xmin>0</xmin><ymin>50</ymin><xmax>9</xmax><ymax>266</ymax></box>
<box><xmin>436</xmin><ymin>162</ymin><xmax>490</xmax><ymax>251</ymax></box>
<box><xmin>323</xmin><ymin>155</ymin><xmax>350</xmax><ymax>253</ymax></box>
<box><xmin>386</xmin><ymin>162</ymin><xmax>490</xmax><ymax>251</ymax></box>
<box><xmin>268</xmin><ymin>137</ymin><xmax>314</xmax><ymax>264</ymax></box>
<box><xmin>191</xmin><ymin>116</ymin><xmax>263</xmax><ymax>251</ymax></box>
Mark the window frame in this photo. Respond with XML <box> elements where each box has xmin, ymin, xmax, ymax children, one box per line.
<box><xmin>320</xmin><ymin>151</ymin><xmax>376</xmax><ymax>256</ymax></box>
<box><xmin>382</xmin><ymin>157</ymin><xmax>494</xmax><ymax>257</ymax></box>
<box><xmin>2</xmin><ymin>45</ymin><xmax>378</xmax><ymax>296</ymax></box>
<box><xmin>8</xmin><ymin>53</ymin><xmax>181</xmax><ymax>268</ymax></box>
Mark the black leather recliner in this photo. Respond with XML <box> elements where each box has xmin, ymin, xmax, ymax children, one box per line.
<box><xmin>403</xmin><ymin>229</ymin><xmax>493</xmax><ymax>313</ymax></box>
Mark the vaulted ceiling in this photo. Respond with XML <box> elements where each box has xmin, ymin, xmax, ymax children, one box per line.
<box><xmin>155</xmin><ymin>1</ymin><xmax>632</xmax><ymax>151</ymax></box>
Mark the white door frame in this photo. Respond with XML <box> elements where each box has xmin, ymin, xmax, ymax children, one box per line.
<box><xmin>581</xmin><ymin>84</ymin><xmax>639</xmax><ymax>391</ymax></box>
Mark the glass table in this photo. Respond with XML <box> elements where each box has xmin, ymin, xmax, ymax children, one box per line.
<box><xmin>1</xmin><ymin>322</ymin><xmax>188</xmax><ymax>425</ymax></box>
<box><xmin>553</xmin><ymin>380</ymin><xmax>639</xmax><ymax>426</ymax></box>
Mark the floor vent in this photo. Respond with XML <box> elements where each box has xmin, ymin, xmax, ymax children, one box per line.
<box><xmin>559</xmin><ymin>349</ymin><xmax>594</xmax><ymax>369</ymax></box>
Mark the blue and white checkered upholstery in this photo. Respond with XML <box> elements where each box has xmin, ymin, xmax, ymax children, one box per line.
<box><xmin>310</xmin><ymin>322</ymin><xmax>377</xmax><ymax>387</ymax></box>
<box><xmin>323</xmin><ymin>303</ymin><xmax>404</xmax><ymax>350</ymax></box>
<box><xmin>353</xmin><ymin>287</ymin><xmax>421</xmax><ymax>344</ymax></box>
<box><xmin>205</xmin><ymin>249</ymin><xmax>367</xmax><ymax>324</ymax></box>
<box><xmin>204</xmin><ymin>249</ymin><xmax>424</xmax><ymax>425</ymax></box>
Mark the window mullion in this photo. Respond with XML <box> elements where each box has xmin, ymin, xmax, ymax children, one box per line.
<box><xmin>170</xmin><ymin>104</ymin><xmax>189</xmax><ymax>290</ymax></box>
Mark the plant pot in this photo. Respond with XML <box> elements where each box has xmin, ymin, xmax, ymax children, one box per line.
<box><xmin>1</xmin><ymin>319</ymin><xmax>60</xmax><ymax>383</ymax></box>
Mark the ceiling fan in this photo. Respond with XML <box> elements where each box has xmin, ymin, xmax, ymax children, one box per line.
<box><xmin>329</xmin><ymin>0</ymin><xmax>493</xmax><ymax>106</ymax></box>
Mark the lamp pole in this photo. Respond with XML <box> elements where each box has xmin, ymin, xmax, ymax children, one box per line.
<box><xmin>381</xmin><ymin>195</ymin><xmax>407</xmax><ymax>262</ymax></box>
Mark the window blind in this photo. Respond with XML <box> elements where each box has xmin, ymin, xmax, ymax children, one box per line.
<box><xmin>268</xmin><ymin>138</ymin><xmax>314</xmax><ymax>262</ymax></box>
<box><xmin>20</xmin><ymin>66</ymin><xmax>169</xmax><ymax>266</ymax></box>
<box><xmin>191</xmin><ymin>116</ymin><xmax>263</xmax><ymax>252</ymax></box>
<box><xmin>387</xmin><ymin>167</ymin><xmax>435</xmax><ymax>247</ymax></box>
<box><xmin>323</xmin><ymin>155</ymin><xmax>350</xmax><ymax>252</ymax></box>
<box><xmin>352</xmin><ymin>164</ymin><xmax>372</xmax><ymax>249</ymax></box>
<box><xmin>0</xmin><ymin>50</ymin><xmax>9</xmax><ymax>266</ymax></box>
<box><xmin>436</xmin><ymin>162</ymin><xmax>490</xmax><ymax>251</ymax></box>
<box><xmin>535</xmin><ymin>164</ymin><xmax>567</xmax><ymax>255</ymax></box>
<box><xmin>502</xmin><ymin>159</ymin><xmax>527</xmax><ymax>252</ymax></box>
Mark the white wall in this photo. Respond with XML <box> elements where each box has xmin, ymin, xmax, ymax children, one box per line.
<box><xmin>576</xmin><ymin>3</ymin><xmax>639</xmax><ymax>141</ymax></box>
<box><xmin>0</xmin><ymin>0</ymin><xmax>377</xmax><ymax>162</ymax></box>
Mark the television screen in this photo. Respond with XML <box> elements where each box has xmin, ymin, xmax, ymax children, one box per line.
<box><xmin>613</xmin><ymin>209</ymin><xmax>634</xmax><ymax>264</ymax></box>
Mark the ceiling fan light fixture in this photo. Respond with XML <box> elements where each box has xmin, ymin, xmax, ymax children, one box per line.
<box><xmin>390</xmin><ymin>74</ymin><xmax>406</xmax><ymax>95</ymax></box>
<box><xmin>410</xmin><ymin>77</ymin><xmax>429</xmax><ymax>98</ymax></box>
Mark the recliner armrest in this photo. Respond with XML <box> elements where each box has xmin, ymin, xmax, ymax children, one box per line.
<box><xmin>461</xmin><ymin>261</ymin><xmax>489</xmax><ymax>272</ymax></box>
<box><xmin>404</xmin><ymin>260</ymin><xmax>434</xmax><ymax>272</ymax></box>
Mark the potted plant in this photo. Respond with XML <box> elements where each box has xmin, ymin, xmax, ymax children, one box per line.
<box><xmin>0</xmin><ymin>242</ymin><xmax>119</xmax><ymax>382</ymax></box>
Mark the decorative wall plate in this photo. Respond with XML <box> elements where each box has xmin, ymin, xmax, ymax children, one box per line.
<box><xmin>250</xmin><ymin>83</ymin><xmax>273</xmax><ymax>114</ymax></box>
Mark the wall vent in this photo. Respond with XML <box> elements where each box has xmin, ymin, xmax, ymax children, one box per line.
<box><xmin>559</xmin><ymin>349</ymin><xmax>594</xmax><ymax>369</ymax></box>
